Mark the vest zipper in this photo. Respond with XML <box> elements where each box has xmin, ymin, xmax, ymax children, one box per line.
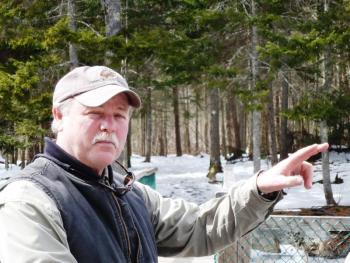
<box><xmin>126</xmin><ymin>205</ymin><xmax>143</xmax><ymax>262</ymax></box>
<box><xmin>100</xmin><ymin>177</ymin><xmax>141</xmax><ymax>263</ymax></box>
<box><xmin>112</xmin><ymin>193</ymin><xmax>133</xmax><ymax>263</ymax></box>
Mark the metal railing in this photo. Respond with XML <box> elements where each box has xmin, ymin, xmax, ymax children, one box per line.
<box><xmin>215</xmin><ymin>215</ymin><xmax>350</xmax><ymax>263</ymax></box>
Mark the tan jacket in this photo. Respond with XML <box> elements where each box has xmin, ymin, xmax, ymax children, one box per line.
<box><xmin>0</xmin><ymin>174</ymin><xmax>281</xmax><ymax>262</ymax></box>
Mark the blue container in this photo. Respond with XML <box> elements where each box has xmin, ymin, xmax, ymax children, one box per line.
<box><xmin>137</xmin><ymin>172</ymin><xmax>156</xmax><ymax>190</ymax></box>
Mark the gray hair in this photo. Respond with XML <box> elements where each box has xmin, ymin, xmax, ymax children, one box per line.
<box><xmin>51</xmin><ymin>98</ymin><xmax>74</xmax><ymax>135</ymax></box>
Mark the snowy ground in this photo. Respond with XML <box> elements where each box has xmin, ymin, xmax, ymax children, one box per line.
<box><xmin>131</xmin><ymin>151</ymin><xmax>350</xmax><ymax>210</ymax></box>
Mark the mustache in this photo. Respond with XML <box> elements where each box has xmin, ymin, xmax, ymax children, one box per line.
<box><xmin>92</xmin><ymin>132</ymin><xmax>119</xmax><ymax>148</ymax></box>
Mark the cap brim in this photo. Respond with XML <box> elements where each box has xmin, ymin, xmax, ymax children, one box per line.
<box><xmin>74</xmin><ymin>84</ymin><xmax>141</xmax><ymax>108</ymax></box>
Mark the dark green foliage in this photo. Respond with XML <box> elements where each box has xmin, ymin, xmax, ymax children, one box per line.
<box><xmin>1</xmin><ymin>0</ymin><xmax>350</xmax><ymax>159</ymax></box>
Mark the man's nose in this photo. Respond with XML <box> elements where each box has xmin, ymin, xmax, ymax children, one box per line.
<box><xmin>100</xmin><ymin>115</ymin><xmax>116</xmax><ymax>132</ymax></box>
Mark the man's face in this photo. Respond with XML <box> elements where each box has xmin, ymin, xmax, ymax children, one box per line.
<box><xmin>54</xmin><ymin>93</ymin><xmax>130</xmax><ymax>174</ymax></box>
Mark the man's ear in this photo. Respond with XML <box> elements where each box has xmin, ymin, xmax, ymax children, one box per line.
<box><xmin>52</xmin><ymin>107</ymin><xmax>64</xmax><ymax>132</ymax></box>
<box><xmin>52</xmin><ymin>107</ymin><xmax>63</xmax><ymax>121</ymax></box>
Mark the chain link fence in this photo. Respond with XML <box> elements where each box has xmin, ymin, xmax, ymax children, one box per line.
<box><xmin>215</xmin><ymin>215</ymin><xmax>350</xmax><ymax>263</ymax></box>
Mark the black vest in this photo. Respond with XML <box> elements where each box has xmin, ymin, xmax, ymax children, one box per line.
<box><xmin>4</xmin><ymin>151</ymin><xmax>158</xmax><ymax>262</ymax></box>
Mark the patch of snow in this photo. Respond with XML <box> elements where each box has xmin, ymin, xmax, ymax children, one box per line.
<box><xmin>131</xmin><ymin>151</ymin><xmax>350</xmax><ymax>209</ymax></box>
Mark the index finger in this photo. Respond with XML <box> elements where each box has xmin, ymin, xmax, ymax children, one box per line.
<box><xmin>284</xmin><ymin>143</ymin><xmax>329</xmax><ymax>171</ymax></box>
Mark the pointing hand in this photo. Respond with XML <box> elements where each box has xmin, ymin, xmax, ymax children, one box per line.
<box><xmin>256</xmin><ymin>143</ymin><xmax>329</xmax><ymax>194</ymax></box>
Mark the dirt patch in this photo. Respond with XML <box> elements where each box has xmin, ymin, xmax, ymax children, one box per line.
<box><xmin>272</xmin><ymin>206</ymin><xmax>350</xmax><ymax>216</ymax></box>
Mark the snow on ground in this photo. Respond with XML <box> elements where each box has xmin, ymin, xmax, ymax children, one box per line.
<box><xmin>131</xmin><ymin>154</ymin><xmax>223</xmax><ymax>205</ymax></box>
<box><xmin>131</xmin><ymin>151</ymin><xmax>350</xmax><ymax>210</ymax></box>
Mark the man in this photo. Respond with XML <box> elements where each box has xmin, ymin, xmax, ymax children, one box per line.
<box><xmin>0</xmin><ymin>65</ymin><xmax>328</xmax><ymax>262</ymax></box>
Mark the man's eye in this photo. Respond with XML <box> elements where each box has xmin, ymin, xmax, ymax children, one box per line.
<box><xmin>114</xmin><ymin>114</ymin><xmax>126</xmax><ymax>119</ymax></box>
<box><xmin>88</xmin><ymin>112</ymin><xmax>101</xmax><ymax>116</ymax></box>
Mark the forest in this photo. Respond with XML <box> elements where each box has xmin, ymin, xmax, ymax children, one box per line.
<box><xmin>1</xmin><ymin>1</ymin><xmax>350</xmax><ymax>203</ymax></box>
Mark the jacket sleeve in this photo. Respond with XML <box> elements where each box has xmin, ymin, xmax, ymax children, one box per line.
<box><xmin>135</xmin><ymin>173</ymin><xmax>282</xmax><ymax>257</ymax></box>
<box><xmin>0</xmin><ymin>180</ymin><xmax>78</xmax><ymax>263</ymax></box>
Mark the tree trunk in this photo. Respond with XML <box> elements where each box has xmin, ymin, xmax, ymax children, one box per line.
<box><xmin>172</xmin><ymin>86</ymin><xmax>182</xmax><ymax>156</ymax></box>
<box><xmin>67</xmin><ymin>0</ymin><xmax>78</xmax><ymax>69</ymax></box>
<box><xmin>195</xmin><ymin>101</ymin><xmax>199</xmax><ymax>155</ymax></box>
<box><xmin>20</xmin><ymin>147</ymin><xmax>25</xmax><ymax>169</ymax></box>
<box><xmin>144</xmin><ymin>88</ymin><xmax>152</xmax><ymax>162</ymax></box>
<box><xmin>232</xmin><ymin>96</ymin><xmax>241</xmax><ymax>154</ymax></box>
<box><xmin>184</xmin><ymin>120</ymin><xmax>191</xmax><ymax>154</ymax></box>
<box><xmin>207</xmin><ymin>87</ymin><xmax>222</xmax><ymax>182</ymax></box>
<box><xmin>261</xmin><ymin>109</ymin><xmax>268</xmax><ymax>157</ymax></box>
<box><xmin>102</xmin><ymin>0</ymin><xmax>121</xmax><ymax>65</ymax></box>
<box><xmin>226</xmin><ymin>93</ymin><xmax>235</xmax><ymax>155</ymax></box>
<box><xmin>320</xmin><ymin>0</ymin><xmax>336</xmax><ymax>205</ymax></box>
<box><xmin>11</xmin><ymin>147</ymin><xmax>17</xmax><ymax>165</ymax></box>
<box><xmin>251</xmin><ymin>0</ymin><xmax>261</xmax><ymax>173</ymax></box>
<box><xmin>252</xmin><ymin>110</ymin><xmax>261</xmax><ymax>173</ymax></box>
<box><xmin>204</xmin><ymin>89</ymin><xmax>209</xmax><ymax>153</ymax></box>
<box><xmin>320</xmin><ymin>121</ymin><xmax>335</xmax><ymax>204</ymax></box>
<box><xmin>164</xmin><ymin>105</ymin><xmax>168</xmax><ymax>156</ymax></box>
<box><xmin>226</xmin><ymin>91</ymin><xmax>242</xmax><ymax>158</ymax></box>
<box><xmin>152</xmin><ymin>110</ymin><xmax>159</xmax><ymax>155</ymax></box>
<box><xmin>275</xmin><ymin>89</ymin><xmax>281</xmax><ymax>155</ymax></box>
<box><xmin>246</xmin><ymin>112</ymin><xmax>253</xmax><ymax>159</ymax></box>
<box><xmin>158</xmin><ymin>108</ymin><xmax>166</xmax><ymax>156</ymax></box>
<box><xmin>27</xmin><ymin>145</ymin><xmax>35</xmax><ymax>165</ymax></box>
<box><xmin>140</xmin><ymin>113</ymin><xmax>146</xmax><ymax>156</ymax></box>
<box><xmin>221</xmin><ymin>97</ymin><xmax>227</xmax><ymax>158</ymax></box>
<box><xmin>267</xmin><ymin>85</ymin><xmax>278</xmax><ymax>165</ymax></box>
<box><xmin>280</xmin><ymin>70</ymin><xmax>289</xmax><ymax>160</ymax></box>
<box><xmin>184</xmin><ymin>87</ymin><xmax>191</xmax><ymax>154</ymax></box>
<box><xmin>239</xmin><ymin>101</ymin><xmax>246</xmax><ymax>152</ymax></box>
<box><xmin>103</xmin><ymin>0</ymin><xmax>121</xmax><ymax>36</ymax></box>
<box><xmin>4</xmin><ymin>154</ymin><xmax>9</xmax><ymax>170</ymax></box>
